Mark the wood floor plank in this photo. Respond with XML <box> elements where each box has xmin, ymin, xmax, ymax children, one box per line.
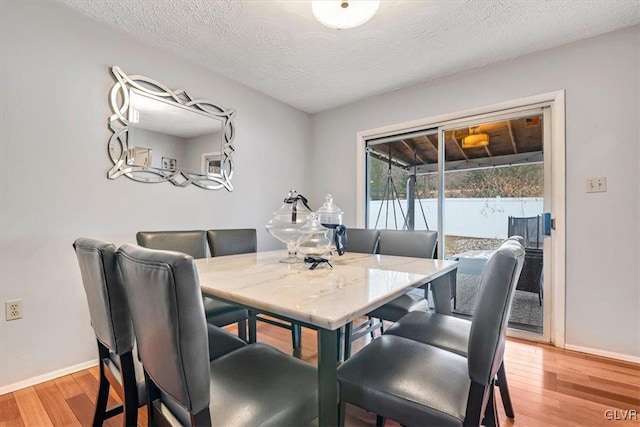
<box><xmin>70</xmin><ymin>370</ymin><xmax>120</xmax><ymax>427</ymax></box>
<box><xmin>557</xmin><ymin>372</ymin><xmax>640</xmax><ymax>398</ymax></box>
<box><xmin>53</xmin><ymin>375</ymin><xmax>83</xmax><ymax>400</ymax></box>
<box><xmin>509</xmin><ymin>384</ymin><xmax>617</xmax><ymax>424</ymax></box>
<box><xmin>589</xmin><ymin>375</ymin><xmax>640</xmax><ymax>393</ymax></box>
<box><xmin>70</xmin><ymin>371</ymin><xmax>99</xmax><ymax>404</ymax></box>
<box><xmin>13</xmin><ymin>387</ymin><xmax>53</xmax><ymax>427</ymax></box>
<box><xmin>34</xmin><ymin>382</ymin><xmax>81</xmax><ymax>427</ymax></box>
<box><xmin>65</xmin><ymin>394</ymin><xmax>95</xmax><ymax>426</ymax></box>
<box><xmin>137</xmin><ymin>406</ymin><xmax>148</xmax><ymax>427</ymax></box>
<box><xmin>557</xmin><ymin>379</ymin><xmax>640</xmax><ymax>408</ymax></box>
<box><xmin>513</xmin><ymin>380</ymin><xmax>631</xmax><ymax>415</ymax></box>
<box><xmin>71</xmin><ymin>370</ymin><xmax>119</xmax><ymax>408</ymax></box>
<box><xmin>0</xmin><ymin>394</ymin><xmax>25</xmax><ymax>427</ymax></box>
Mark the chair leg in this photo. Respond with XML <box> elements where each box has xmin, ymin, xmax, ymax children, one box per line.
<box><xmin>497</xmin><ymin>361</ymin><xmax>515</xmax><ymax>418</ymax></box>
<box><xmin>344</xmin><ymin>322</ymin><xmax>353</xmax><ymax>360</ymax></box>
<box><xmin>191</xmin><ymin>408</ymin><xmax>212</xmax><ymax>426</ymax></box>
<box><xmin>463</xmin><ymin>381</ymin><xmax>485</xmax><ymax>427</ymax></box>
<box><xmin>145</xmin><ymin>371</ymin><xmax>161</xmax><ymax>427</ymax></box>
<box><xmin>379</xmin><ymin>319</ymin><xmax>385</xmax><ymax>334</ymax></box>
<box><xmin>119</xmin><ymin>352</ymin><xmax>139</xmax><ymax>427</ymax></box>
<box><xmin>376</xmin><ymin>415</ymin><xmax>386</xmax><ymax>427</ymax></box>
<box><xmin>93</xmin><ymin>342</ymin><xmax>110</xmax><ymax>427</ymax></box>
<box><xmin>237</xmin><ymin>319</ymin><xmax>247</xmax><ymax>342</ymax></box>
<box><xmin>92</xmin><ymin>362</ymin><xmax>110</xmax><ymax>427</ymax></box>
<box><xmin>336</xmin><ymin>327</ymin><xmax>344</xmax><ymax>362</ymax></box>
<box><xmin>248</xmin><ymin>311</ymin><xmax>257</xmax><ymax>343</ymax></box>
<box><xmin>482</xmin><ymin>382</ymin><xmax>499</xmax><ymax>427</ymax></box>
<box><xmin>292</xmin><ymin>324</ymin><xmax>302</xmax><ymax>351</ymax></box>
<box><xmin>338</xmin><ymin>400</ymin><xmax>346</xmax><ymax>427</ymax></box>
<box><xmin>368</xmin><ymin>318</ymin><xmax>376</xmax><ymax>339</ymax></box>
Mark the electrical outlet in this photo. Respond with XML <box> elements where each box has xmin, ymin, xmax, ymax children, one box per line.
<box><xmin>585</xmin><ymin>177</ymin><xmax>606</xmax><ymax>193</ymax></box>
<box><xmin>6</xmin><ymin>299</ymin><xmax>22</xmax><ymax>321</ymax></box>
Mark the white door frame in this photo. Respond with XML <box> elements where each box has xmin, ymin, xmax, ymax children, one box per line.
<box><xmin>355</xmin><ymin>91</ymin><xmax>566</xmax><ymax>348</ymax></box>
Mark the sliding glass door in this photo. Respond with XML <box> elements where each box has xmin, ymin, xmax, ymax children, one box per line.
<box><xmin>364</xmin><ymin>106</ymin><xmax>552</xmax><ymax>341</ymax></box>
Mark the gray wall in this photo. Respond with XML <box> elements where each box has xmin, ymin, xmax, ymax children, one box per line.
<box><xmin>309</xmin><ymin>26</ymin><xmax>640</xmax><ymax>358</ymax></box>
<box><xmin>0</xmin><ymin>1</ymin><xmax>310</xmax><ymax>387</ymax></box>
<box><xmin>183</xmin><ymin>132</ymin><xmax>222</xmax><ymax>173</ymax></box>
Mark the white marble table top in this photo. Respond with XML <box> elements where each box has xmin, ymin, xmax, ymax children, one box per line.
<box><xmin>196</xmin><ymin>250</ymin><xmax>458</xmax><ymax>331</ymax></box>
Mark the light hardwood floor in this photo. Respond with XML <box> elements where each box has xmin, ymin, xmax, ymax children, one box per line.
<box><xmin>1</xmin><ymin>320</ymin><xmax>639</xmax><ymax>426</ymax></box>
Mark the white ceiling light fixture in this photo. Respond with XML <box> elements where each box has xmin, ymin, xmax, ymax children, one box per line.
<box><xmin>312</xmin><ymin>0</ymin><xmax>380</xmax><ymax>30</ymax></box>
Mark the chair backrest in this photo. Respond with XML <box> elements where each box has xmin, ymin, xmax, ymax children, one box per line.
<box><xmin>116</xmin><ymin>244</ymin><xmax>210</xmax><ymax>416</ymax></box>
<box><xmin>73</xmin><ymin>238</ymin><xmax>134</xmax><ymax>355</ymax></box>
<box><xmin>207</xmin><ymin>229</ymin><xmax>257</xmax><ymax>257</ymax></box>
<box><xmin>467</xmin><ymin>238</ymin><xmax>525</xmax><ymax>386</ymax></box>
<box><xmin>507</xmin><ymin>216</ymin><xmax>542</xmax><ymax>249</ymax></box>
<box><xmin>346</xmin><ymin>228</ymin><xmax>380</xmax><ymax>254</ymax></box>
<box><xmin>136</xmin><ymin>230</ymin><xmax>207</xmax><ymax>259</ymax></box>
<box><xmin>378</xmin><ymin>229</ymin><xmax>438</xmax><ymax>259</ymax></box>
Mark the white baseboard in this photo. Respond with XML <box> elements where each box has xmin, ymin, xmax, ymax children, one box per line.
<box><xmin>565</xmin><ymin>344</ymin><xmax>640</xmax><ymax>364</ymax></box>
<box><xmin>0</xmin><ymin>359</ymin><xmax>99</xmax><ymax>395</ymax></box>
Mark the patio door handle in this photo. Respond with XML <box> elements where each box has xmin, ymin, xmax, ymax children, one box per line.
<box><xmin>542</xmin><ymin>212</ymin><xmax>554</xmax><ymax>236</ymax></box>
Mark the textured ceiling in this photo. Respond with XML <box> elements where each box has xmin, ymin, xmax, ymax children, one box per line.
<box><xmin>58</xmin><ymin>0</ymin><xmax>640</xmax><ymax>113</ymax></box>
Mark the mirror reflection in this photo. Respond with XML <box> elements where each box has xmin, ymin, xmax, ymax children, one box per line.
<box><xmin>127</xmin><ymin>89</ymin><xmax>223</xmax><ymax>174</ymax></box>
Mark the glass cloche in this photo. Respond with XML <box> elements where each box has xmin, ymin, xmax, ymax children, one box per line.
<box><xmin>316</xmin><ymin>194</ymin><xmax>346</xmax><ymax>256</ymax></box>
<box><xmin>265</xmin><ymin>189</ymin><xmax>313</xmax><ymax>263</ymax></box>
<box><xmin>296</xmin><ymin>213</ymin><xmax>332</xmax><ymax>259</ymax></box>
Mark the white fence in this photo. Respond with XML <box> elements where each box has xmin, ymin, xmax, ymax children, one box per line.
<box><xmin>368</xmin><ymin>197</ymin><xmax>543</xmax><ymax>239</ymax></box>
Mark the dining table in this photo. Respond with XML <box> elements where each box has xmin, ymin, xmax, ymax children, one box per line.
<box><xmin>196</xmin><ymin>250</ymin><xmax>458</xmax><ymax>427</ymax></box>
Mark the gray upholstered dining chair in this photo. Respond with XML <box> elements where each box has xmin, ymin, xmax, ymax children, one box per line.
<box><xmin>116</xmin><ymin>244</ymin><xmax>318</xmax><ymax>426</ymax></box>
<box><xmin>73</xmin><ymin>238</ymin><xmax>144</xmax><ymax>426</ymax></box>
<box><xmin>137</xmin><ymin>230</ymin><xmax>250</xmax><ymax>342</ymax></box>
<box><xmin>207</xmin><ymin>228</ymin><xmax>302</xmax><ymax>351</ymax></box>
<box><xmin>345</xmin><ymin>227</ymin><xmax>380</xmax><ymax>254</ymax></box>
<box><xmin>382</xmin><ymin>235</ymin><xmax>526</xmax><ymax>420</ymax></box>
<box><xmin>369</xmin><ymin>229</ymin><xmax>438</xmax><ymax>322</ymax></box>
<box><xmin>343</xmin><ymin>229</ymin><xmax>437</xmax><ymax>359</ymax></box>
<box><xmin>73</xmin><ymin>238</ymin><xmax>249</xmax><ymax>426</ymax></box>
<box><xmin>337</xmin><ymin>238</ymin><xmax>525</xmax><ymax>427</ymax></box>
<box><xmin>340</xmin><ymin>228</ymin><xmax>381</xmax><ymax>359</ymax></box>
<box><xmin>207</xmin><ymin>228</ymin><xmax>257</xmax><ymax>257</ymax></box>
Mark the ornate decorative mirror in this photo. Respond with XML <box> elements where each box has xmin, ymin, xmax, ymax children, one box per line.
<box><xmin>107</xmin><ymin>66</ymin><xmax>235</xmax><ymax>191</ymax></box>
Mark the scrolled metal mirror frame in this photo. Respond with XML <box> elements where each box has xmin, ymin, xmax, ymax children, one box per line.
<box><xmin>107</xmin><ymin>66</ymin><xmax>235</xmax><ymax>191</ymax></box>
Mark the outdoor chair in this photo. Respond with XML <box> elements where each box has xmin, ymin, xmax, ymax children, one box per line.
<box><xmin>507</xmin><ymin>215</ymin><xmax>543</xmax><ymax>249</ymax></box>
<box><xmin>507</xmin><ymin>217</ymin><xmax>544</xmax><ymax>304</ymax></box>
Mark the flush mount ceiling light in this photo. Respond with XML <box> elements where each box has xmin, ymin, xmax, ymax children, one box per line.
<box><xmin>312</xmin><ymin>0</ymin><xmax>380</xmax><ymax>30</ymax></box>
<box><xmin>462</xmin><ymin>127</ymin><xmax>490</xmax><ymax>149</ymax></box>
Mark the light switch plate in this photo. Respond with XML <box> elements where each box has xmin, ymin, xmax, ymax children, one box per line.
<box><xmin>585</xmin><ymin>177</ymin><xmax>606</xmax><ymax>193</ymax></box>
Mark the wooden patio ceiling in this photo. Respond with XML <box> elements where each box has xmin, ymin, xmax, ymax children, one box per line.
<box><xmin>368</xmin><ymin>116</ymin><xmax>543</xmax><ymax>174</ymax></box>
